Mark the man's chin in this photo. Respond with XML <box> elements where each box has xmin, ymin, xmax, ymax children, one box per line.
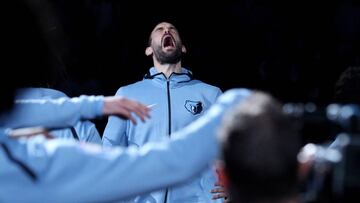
<box><xmin>154</xmin><ymin>49</ymin><xmax>181</xmax><ymax>64</ymax></box>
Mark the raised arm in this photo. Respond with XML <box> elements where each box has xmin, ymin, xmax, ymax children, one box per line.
<box><xmin>0</xmin><ymin>95</ymin><xmax>149</xmax><ymax>129</ymax></box>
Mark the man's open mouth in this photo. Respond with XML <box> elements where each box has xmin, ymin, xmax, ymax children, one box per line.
<box><xmin>162</xmin><ymin>34</ymin><xmax>175</xmax><ymax>49</ymax></box>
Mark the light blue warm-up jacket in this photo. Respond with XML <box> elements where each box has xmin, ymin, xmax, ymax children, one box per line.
<box><xmin>103</xmin><ymin>67</ymin><xmax>223</xmax><ymax>203</ymax></box>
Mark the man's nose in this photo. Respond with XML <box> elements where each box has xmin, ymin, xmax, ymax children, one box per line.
<box><xmin>164</xmin><ymin>28</ymin><xmax>170</xmax><ymax>34</ymax></box>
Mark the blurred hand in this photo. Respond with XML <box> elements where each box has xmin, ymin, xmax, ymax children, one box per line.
<box><xmin>103</xmin><ymin>96</ymin><xmax>150</xmax><ymax>124</ymax></box>
<box><xmin>211</xmin><ymin>181</ymin><xmax>229</xmax><ymax>203</ymax></box>
<box><xmin>211</xmin><ymin>162</ymin><xmax>230</xmax><ymax>202</ymax></box>
<box><xmin>8</xmin><ymin>127</ymin><xmax>55</xmax><ymax>139</ymax></box>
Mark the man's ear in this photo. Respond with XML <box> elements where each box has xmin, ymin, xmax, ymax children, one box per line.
<box><xmin>182</xmin><ymin>45</ymin><xmax>187</xmax><ymax>53</ymax></box>
<box><xmin>145</xmin><ymin>47</ymin><xmax>153</xmax><ymax>56</ymax></box>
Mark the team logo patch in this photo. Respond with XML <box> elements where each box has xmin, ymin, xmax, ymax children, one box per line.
<box><xmin>184</xmin><ymin>100</ymin><xmax>203</xmax><ymax>115</ymax></box>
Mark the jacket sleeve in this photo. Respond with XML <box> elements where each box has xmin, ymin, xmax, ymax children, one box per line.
<box><xmin>2</xmin><ymin>88</ymin><xmax>251</xmax><ymax>203</ymax></box>
<box><xmin>102</xmin><ymin>87</ymin><xmax>129</xmax><ymax>147</ymax></box>
<box><xmin>212</xmin><ymin>87</ymin><xmax>223</xmax><ymax>103</ymax></box>
<box><xmin>0</xmin><ymin>95</ymin><xmax>104</xmax><ymax>129</ymax></box>
<box><xmin>75</xmin><ymin>120</ymin><xmax>102</xmax><ymax>144</ymax></box>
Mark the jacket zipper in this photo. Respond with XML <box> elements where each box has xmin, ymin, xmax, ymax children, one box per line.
<box><xmin>164</xmin><ymin>79</ymin><xmax>172</xmax><ymax>203</ymax></box>
<box><xmin>166</xmin><ymin>80</ymin><xmax>172</xmax><ymax>136</ymax></box>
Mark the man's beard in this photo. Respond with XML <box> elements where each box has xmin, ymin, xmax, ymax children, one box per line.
<box><xmin>153</xmin><ymin>44</ymin><xmax>182</xmax><ymax>64</ymax></box>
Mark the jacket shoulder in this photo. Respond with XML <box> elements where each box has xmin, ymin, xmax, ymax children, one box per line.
<box><xmin>190</xmin><ymin>79</ymin><xmax>222</xmax><ymax>93</ymax></box>
<box><xmin>114</xmin><ymin>80</ymin><xmax>150</xmax><ymax>96</ymax></box>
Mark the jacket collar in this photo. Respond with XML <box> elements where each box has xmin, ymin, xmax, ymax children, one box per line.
<box><xmin>144</xmin><ymin>67</ymin><xmax>193</xmax><ymax>87</ymax></box>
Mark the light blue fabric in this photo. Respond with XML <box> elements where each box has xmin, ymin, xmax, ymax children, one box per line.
<box><xmin>103</xmin><ymin>67</ymin><xmax>223</xmax><ymax>202</ymax></box>
<box><xmin>0</xmin><ymin>88</ymin><xmax>251</xmax><ymax>203</ymax></box>
<box><xmin>0</xmin><ymin>94</ymin><xmax>103</xmax><ymax>129</ymax></box>
<box><xmin>15</xmin><ymin>88</ymin><xmax>101</xmax><ymax>144</ymax></box>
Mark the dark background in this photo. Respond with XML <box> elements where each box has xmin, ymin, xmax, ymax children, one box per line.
<box><xmin>43</xmin><ymin>1</ymin><xmax>360</xmax><ymax>103</ymax></box>
<box><xmin>30</xmin><ymin>0</ymin><xmax>360</xmax><ymax>138</ymax></box>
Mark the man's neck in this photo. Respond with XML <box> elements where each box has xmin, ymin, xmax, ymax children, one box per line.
<box><xmin>153</xmin><ymin>60</ymin><xmax>182</xmax><ymax>79</ymax></box>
